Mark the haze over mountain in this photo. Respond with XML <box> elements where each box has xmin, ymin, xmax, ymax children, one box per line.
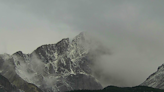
<box><xmin>1</xmin><ymin>0</ymin><xmax>164</xmax><ymax>89</ymax></box>
<box><xmin>0</xmin><ymin>32</ymin><xmax>164</xmax><ymax>92</ymax></box>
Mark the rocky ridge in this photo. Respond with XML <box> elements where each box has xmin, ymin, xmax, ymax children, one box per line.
<box><xmin>0</xmin><ymin>32</ymin><xmax>110</xmax><ymax>92</ymax></box>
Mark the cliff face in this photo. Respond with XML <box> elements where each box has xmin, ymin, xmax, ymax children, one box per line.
<box><xmin>0</xmin><ymin>32</ymin><xmax>111</xmax><ymax>92</ymax></box>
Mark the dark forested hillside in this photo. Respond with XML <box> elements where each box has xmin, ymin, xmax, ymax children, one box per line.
<box><xmin>69</xmin><ymin>86</ymin><xmax>164</xmax><ymax>92</ymax></box>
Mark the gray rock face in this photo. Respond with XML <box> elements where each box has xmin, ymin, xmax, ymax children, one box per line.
<box><xmin>141</xmin><ymin>64</ymin><xmax>164</xmax><ymax>89</ymax></box>
<box><xmin>32</xmin><ymin>38</ymin><xmax>69</xmax><ymax>63</ymax></box>
<box><xmin>0</xmin><ymin>32</ymin><xmax>111</xmax><ymax>92</ymax></box>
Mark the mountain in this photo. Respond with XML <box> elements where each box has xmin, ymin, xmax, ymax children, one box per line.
<box><xmin>68</xmin><ymin>86</ymin><xmax>164</xmax><ymax>92</ymax></box>
<box><xmin>0</xmin><ymin>32</ymin><xmax>110</xmax><ymax>92</ymax></box>
<box><xmin>141</xmin><ymin>64</ymin><xmax>164</xmax><ymax>89</ymax></box>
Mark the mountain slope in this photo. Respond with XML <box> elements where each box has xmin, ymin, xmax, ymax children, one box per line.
<box><xmin>0</xmin><ymin>54</ymin><xmax>43</xmax><ymax>92</ymax></box>
<box><xmin>141</xmin><ymin>64</ymin><xmax>164</xmax><ymax>89</ymax></box>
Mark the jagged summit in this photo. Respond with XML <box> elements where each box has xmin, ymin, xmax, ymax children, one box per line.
<box><xmin>157</xmin><ymin>64</ymin><xmax>164</xmax><ymax>71</ymax></box>
<box><xmin>13</xmin><ymin>51</ymin><xmax>23</xmax><ymax>55</ymax></box>
<box><xmin>31</xmin><ymin>38</ymin><xmax>70</xmax><ymax>63</ymax></box>
<box><xmin>12</xmin><ymin>51</ymin><xmax>28</xmax><ymax>58</ymax></box>
<box><xmin>11</xmin><ymin>32</ymin><xmax>92</xmax><ymax>64</ymax></box>
<box><xmin>33</xmin><ymin>38</ymin><xmax>69</xmax><ymax>53</ymax></box>
<box><xmin>12</xmin><ymin>32</ymin><xmax>88</xmax><ymax>58</ymax></box>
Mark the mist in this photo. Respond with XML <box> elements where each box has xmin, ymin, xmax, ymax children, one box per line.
<box><xmin>1</xmin><ymin>0</ymin><xmax>164</xmax><ymax>87</ymax></box>
<box><xmin>88</xmin><ymin>31</ymin><xmax>164</xmax><ymax>87</ymax></box>
<box><xmin>13</xmin><ymin>53</ymin><xmax>58</xmax><ymax>89</ymax></box>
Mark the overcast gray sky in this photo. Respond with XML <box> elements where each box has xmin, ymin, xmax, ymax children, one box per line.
<box><xmin>1</xmin><ymin>0</ymin><xmax>164</xmax><ymax>87</ymax></box>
